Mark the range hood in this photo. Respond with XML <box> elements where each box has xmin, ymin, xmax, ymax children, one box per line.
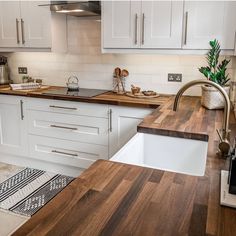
<box><xmin>49</xmin><ymin>1</ymin><xmax>101</xmax><ymax>17</ymax></box>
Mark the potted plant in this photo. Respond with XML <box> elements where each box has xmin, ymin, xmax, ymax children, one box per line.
<box><xmin>199</xmin><ymin>39</ymin><xmax>231</xmax><ymax>109</ymax></box>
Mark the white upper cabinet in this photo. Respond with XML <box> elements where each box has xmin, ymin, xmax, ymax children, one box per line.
<box><xmin>103</xmin><ymin>0</ymin><xmax>183</xmax><ymax>49</ymax></box>
<box><xmin>0</xmin><ymin>1</ymin><xmax>21</xmax><ymax>47</ymax></box>
<box><xmin>103</xmin><ymin>1</ymin><xmax>141</xmax><ymax>48</ymax></box>
<box><xmin>183</xmin><ymin>1</ymin><xmax>236</xmax><ymax>49</ymax></box>
<box><xmin>20</xmin><ymin>1</ymin><xmax>51</xmax><ymax>48</ymax></box>
<box><xmin>141</xmin><ymin>1</ymin><xmax>183</xmax><ymax>48</ymax></box>
<box><xmin>0</xmin><ymin>1</ymin><xmax>51</xmax><ymax>49</ymax></box>
<box><xmin>102</xmin><ymin>1</ymin><xmax>236</xmax><ymax>53</ymax></box>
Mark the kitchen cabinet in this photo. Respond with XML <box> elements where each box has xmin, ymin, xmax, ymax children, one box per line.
<box><xmin>103</xmin><ymin>1</ymin><xmax>236</xmax><ymax>53</ymax></box>
<box><xmin>141</xmin><ymin>1</ymin><xmax>183</xmax><ymax>48</ymax></box>
<box><xmin>102</xmin><ymin>0</ymin><xmax>184</xmax><ymax>49</ymax></box>
<box><xmin>108</xmin><ymin>106</ymin><xmax>153</xmax><ymax>157</ymax></box>
<box><xmin>182</xmin><ymin>1</ymin><xmax>236</xmax><ymax>49</ymax></box>
<box><xmin>28</xmin><ymin>135</ymin><xmax>108</xmax><ymax>170</ymax></box>
<box><xmin>0</xmin><ymin>1</ymin><xmax>21</xmax><ymax>47</ymax></box>
<box><xmin>0</xmin><ymin>94</ymin><xmax>153</xmax><ymax>175</ymax></box>
<box><xmin>26</xmin><ymin>98</ymin><xmax>109</xmax><ymax>171</ymax></box>
<box><xmin>0</xmin><ymin>1</ymin><xmax>51</xmax><ymax>49</ymax></box>
<box><xmin>102</xmin><ymin>1</ymin><xmax>141</xmax><ymax>48</ymax></box>
<box><xmin>20</xmin><ymin>1</ymin><xmax>51</xmax><ymax>48</ymax></box>
<box><xmin>0</xmin><ymin>95</ymin><xmax>28</xmax><ymax>156</ymax></box>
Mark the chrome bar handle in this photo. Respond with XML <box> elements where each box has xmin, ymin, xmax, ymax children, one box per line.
<box><xmin>134</xmin><ymin>13</ymin><xmax>138</xmax><ymax>45</ymax></box>
<box><xmin>20</xmin><ymin>100</ymin><xmax>24</xmax><ymax>120</ymax></box>
<box><xmin>21</xmin><ymin>19</ymin><xmax>25</xmax><ymax>44</ymax></box>
<box><xmin>184</xmin><ymin>12</ymin><xmax>188</xmax><ymax>45</ymax></box>
<box><xmin>141</xmin><ymin>13</ymin><xmax>145</xmax><ymax>45</ymax></box>
<box><xmin>49</xmin><ymin>105</ymin><xmax>77</xmax><ymax>110</ymax></box>
<box><xmin>16</xmin><ymin>19</ymin><xmax>20</xmax><ymax>44</ymax></box>
<box><xmin>50</xmin><ymin>124</ymin><xmax>78</xmax><ymax>131</ymax></box>
<box><xmin>109</xmin><ymin>109</ymin><xmax>112</xmax><ymax>132</ymax></box>
<box><xmin>51</xmin><ymin>150</ymin><xmax>78</xmax><ymax>157</ymax></box>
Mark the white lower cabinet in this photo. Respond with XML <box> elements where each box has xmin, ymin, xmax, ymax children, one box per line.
<box><xmin>28</xmin><ymin>135</ymin><xmax>108</xmax><ymax>169</ymax></box>
<box><xmin>27</xmin><ymin>110</ymin><xmax>108</xmax><ymax>145</ymax></box>
<box><xmin>25</xmin><ymin>98</ymin><xmax>109</xmax><ymax>174</ymax></box>
<box><xmin>108</xmin><ymin>106</ymin><xmax>153</xmax><ymax>158</ymax></box>
<box><xmin>0</xmin><ymin>95</ymin><xmax>153</xmax><ymax>176</ymax></box>
<box><xmin>0</xmin><ymin>95</ymin><xmax>28</xmax><ymax>156</ymax></box>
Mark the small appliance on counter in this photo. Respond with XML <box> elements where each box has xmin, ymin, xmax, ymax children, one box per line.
<box><xmin>0</xmin><ymin>55</ymin><xmax>11</xmax><ymax>85</ymax></box>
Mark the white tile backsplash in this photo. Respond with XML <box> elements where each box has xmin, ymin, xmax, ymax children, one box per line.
<box><xmin>4</xmin><ymin>17</ymin><xmax>236</xmax><ymax>96</ymax></box>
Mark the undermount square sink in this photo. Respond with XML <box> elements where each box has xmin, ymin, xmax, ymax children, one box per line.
<box><xmin>110</xmin><ymin>133</ymin><xmax>208</xmax><ymax>176</ymax></box>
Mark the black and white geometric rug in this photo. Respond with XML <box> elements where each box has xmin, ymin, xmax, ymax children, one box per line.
<box><xmin>0</xmin><ymin>168</ymin><xmax>74</xmax><ymax>217</ymax></box>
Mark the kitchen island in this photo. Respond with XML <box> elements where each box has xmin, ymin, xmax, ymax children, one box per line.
<box><xmin>13</xmin><ymin>96</ymin><xmax>236</xmax><ymax>236</ymax></box>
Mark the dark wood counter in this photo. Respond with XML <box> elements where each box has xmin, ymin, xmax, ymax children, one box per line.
<box><xmin>138</xmin><ymin>95</ymin><xmax>226</xmax><ymax>141</ymax></box>
<box><xmin>0</xmin><ymin>86</ymin><xmax>170</xmax><ymax>109</ymax></box>
<box><xmin>13</xmin><ymin>96</ymin><xmax>236</xmax><ymax>236</ymax></box>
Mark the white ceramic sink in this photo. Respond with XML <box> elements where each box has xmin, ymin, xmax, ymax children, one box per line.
<box><xmin>110</xmin><ymin>133</ymin><xmax>208</xmax><ymax>176</ymax></box>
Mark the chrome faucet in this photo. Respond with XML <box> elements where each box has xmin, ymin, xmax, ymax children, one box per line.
<box><xmin>173</xmin><ymin>79</ymin><xmax>231</xmax><ymax>157</ymax></box>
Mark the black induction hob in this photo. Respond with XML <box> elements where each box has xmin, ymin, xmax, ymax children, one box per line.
<box><xmin>43</xmin><ymin>88</ymin><xmax>109</xmax><ymax>98</ymax></box>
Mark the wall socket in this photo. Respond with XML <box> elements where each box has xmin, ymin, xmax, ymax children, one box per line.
<box><xmin>168</xmin><ymin>73</ymin><xmax>182</xmax><ymax>82</ymax></box>
<box><xmin>18</xmin><ymin>67</ymin><xmax>28</xmax><ymax>74</ymax></box>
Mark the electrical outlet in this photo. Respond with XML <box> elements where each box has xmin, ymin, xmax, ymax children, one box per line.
<box><xmin>18</xmin><ymin>67</ymin><xmax>28</xmax><ymax>74</ymax></box>
<box><xmin>168</xmin><ymin>73</ymin><xmax>182</xmax><ymax>82</ymax></box>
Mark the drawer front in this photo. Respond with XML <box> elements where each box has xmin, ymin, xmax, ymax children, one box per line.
<box><xmin>28</xmin><ymin>110</ymin><xmax>108</xmax><ymax>145</ymax></box>
<box><xmin>29</xmin><ymin>135</ymin><xmax>108</xmax><ymax>169</ymax></box>
<box><xmin>26</xmin><ymin>97</ymin><xmax>109</xmax><ymax>118</ymax></box>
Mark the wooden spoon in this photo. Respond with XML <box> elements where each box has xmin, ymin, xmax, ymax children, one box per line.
<box><xmin>114</xmin><ymin>67</ymin><xmax>121</xmax><ymax>93</ymax></box>
<box><xmin>121</xmin><ymin>69</ymin><xmax>129</xmax><ymax>78</ymax></box>
<box><xmin>114</xmin><ymin>67</ymin><xmax>121</xmax><ymax>77</ymax></box>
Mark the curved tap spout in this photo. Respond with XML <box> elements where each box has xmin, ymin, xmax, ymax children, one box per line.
<box><xmin>173</xmin><ymin>79</ymin><xmax>231</xmax><ymax>157</ymax></box>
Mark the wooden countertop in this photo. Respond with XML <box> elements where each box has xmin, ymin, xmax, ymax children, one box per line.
<box><xmin>138</xmin><ymin>96</ymin><xmax>213</xmax><ymax>141</ymax></box>
<box><xmin>0</xmin><ymin>86</ymin><xmax>221</xmax><ymax>141</ymax></box>
<box><xmin>14</xmin><ymin>97</ymin><xmax>236</xmax><ymax>236</ymax></box>
<box><xmin>0</xmin><ymin>86</ymin><xmax>169</xmax><ymax>109</ymax></box>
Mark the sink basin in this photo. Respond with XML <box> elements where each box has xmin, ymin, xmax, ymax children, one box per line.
<box><xmin>110</xmin><ymin>133</ymin><xmax>208</xmax><ymax>176</ymax></box>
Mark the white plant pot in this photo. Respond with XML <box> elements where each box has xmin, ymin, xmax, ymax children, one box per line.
<box><xmin>201</xmin><ymin>85</ymin><xmax>230</xmax><ymax>110</ymax></box>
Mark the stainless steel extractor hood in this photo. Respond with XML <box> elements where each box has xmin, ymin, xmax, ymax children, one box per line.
<box><xmin>49</xmin><ymin>1</ymin><xmax>101</xmax><ymax>17</ymax></box>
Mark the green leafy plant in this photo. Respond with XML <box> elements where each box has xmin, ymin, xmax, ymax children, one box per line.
<box><xmin>199</xmin><ymin>39</ymin><xmax>230</xmax><ymax>86</ymax></box>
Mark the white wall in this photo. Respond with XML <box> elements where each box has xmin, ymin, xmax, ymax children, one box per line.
<box><xmin>5</xmin><ymin>17</ymin><xmax>236</xmax><ymax>96</ymax></box>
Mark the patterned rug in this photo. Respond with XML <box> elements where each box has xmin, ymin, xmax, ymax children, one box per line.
<box><xmin>0</xmin><ymin>168</ymin><xmax>74</xmax><ymax>217</ymax></box>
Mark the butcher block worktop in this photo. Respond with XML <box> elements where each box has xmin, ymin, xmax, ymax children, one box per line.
<box><xmin>14</xmin><ymin>96</ymin><xmax>236</xmax><ymax>236</ymax></box>
<box><xmin>138</xmin><ymin>95</ymin><xmax>212</xmax><ymax>141</ymax></box>
<box><xmin>0</xmin><ymin>85</ymin><xmax>225</xmax><ymax>141</ymax></box>
<box><xmin>0</xmin><ymin>86</ymin><xmax>170</xmax><ymax>109</ymax></box>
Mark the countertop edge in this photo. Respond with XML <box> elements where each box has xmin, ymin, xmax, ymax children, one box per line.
<box><xmin>137</xmin><ymin>125</ymin><xmax>209</xmax><ymax>142</ymax></box>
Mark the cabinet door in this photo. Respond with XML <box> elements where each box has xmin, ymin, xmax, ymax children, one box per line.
<box><xmin>0</xmin><ymin>96</ymin><xmax>27</xmax><ymax>156</ymax></box>
<box><xmin>141</xmin><ymin>1</ymin><xmax>183</xmax><ymax>48</ymax></box>
<box><xmin>109</xmin><ymin>106</ymin><xmax>153</xmax><ymax>158</ymax></box>
<box><xmin>0</xmin><ymin>1</ymin><xmax>21</xmax><ymax>47</ymax></box>
<box><xmin>20</xmin><ymin>1</ymin><xmax>51</xmax><ymax>48</ymax></box>
<box><xmin>183</xmin><ymin>1</ymin><xmax>236</xmax><ymax>49</ymax></box>
<box><xmin>103</xmin><ymin>1</ymin><xmax>141</xmax><ymax>48</ymax></box>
